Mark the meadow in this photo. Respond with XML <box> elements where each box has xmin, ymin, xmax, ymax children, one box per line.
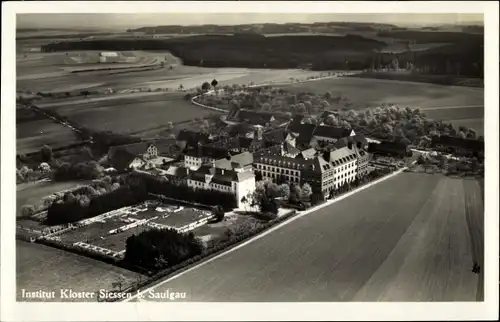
<box><xmin>38</xmin><ymin>92</ymin><xmax>218</xmax><ymax>136</ymax></box>
<box><xmin>16</xmin><ymin>105</ymin><xmax>81</xmax><ymax>155</ymax></box>
<box><xmin>16</xmin><ymin>241</ymin><xmax>144</xmax><ymax>302</ymax></box>
<box><xmin>16</xmin><ymin>180</ymin><xmax>88</xmax><ymax>217</ymax></box>
<box><xmin>138</xmin><ymin>173</ymin><xmax>484</xmax><ymax>302</ymax></box>
<box><xmin>279</xmin><ymin>77</ymin><xmax>484</xmax><ymax>109</ymax></box>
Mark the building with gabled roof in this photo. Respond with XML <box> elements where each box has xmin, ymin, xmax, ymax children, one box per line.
<box><xmin>107</xmin><ymin>139</ymin><xmax>181</xmax><ymax>172</ymax></box>
<box><xmin>184</xmin><ymin>144</ymin><xmax>231</xmax><ymax>170</ymax></box>
<box><xmin>186</xmin><ymin>161</ymin><xmax>256</xmax><ymax>209</ymax></box>
<box><xmin>227</xmin><ymin>107</ymin><xmax>277</xmax><ymax>126</ymax></box>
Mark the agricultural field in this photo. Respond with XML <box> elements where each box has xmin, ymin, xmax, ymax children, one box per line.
<box><xmin>279</xmin><ymin>77</ymin><xmax>484</xmax><ymax>109</ymax></box>
<box><xmin>37</xmin><ymin>92</ymin><xmax>218</xmax><ymax>136</ymax></box>
<box><xmin>16</xmin><ymin>241</ymin><xmax>144</xmax><ymax>302</ymax></box>
<box><xmin>135</xmin><ymin>173</ymin><xmax>484</xmax><ymax>302</ymax></box>
<box><xmin>16</xmin><ymin>105</ymin><xmax>81</xmax><ymax>155</ymax></box>
<box><xmin>279</xmin><ymin>77</ymin><xmax>484</xmax><ymax>133</ymax></box>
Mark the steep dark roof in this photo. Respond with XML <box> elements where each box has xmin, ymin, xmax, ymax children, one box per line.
<box><xmin>176</xmin><ymin>130</ymin><xmax>211</xmax><ymax>148</ymax></box>
<box><xmin>189</xmin><ymin>165</ymin><xmax>252</xmax><ymax>186</ymax></box>
<box><xmin>293</xmin><ymin>123</ymin><xmax>317</xmax><ymax>146</ymax></box>
<box><xmin>214</xmin><ymin>152</ymin><xmax>254</xmax><ymax>169</ymax></box>
<box><xmin>108</xmin><ymin>142</ymin><xmax>150</xmax><ymax>159</ymax></box>
<box><xmin>152</xmin><ymin>138</ymin><xmax>185</xmax><ymax>158</ymax></box>
<box><xmin>282</xmin><ymin>141</ymin><xmax>301</xmax><ymax>156</ymax></box>
<box><xmin>288</xmin><ymin>114</ymin><xmax>305</xmax><ymax>131</ymax></box>
<box><xmin>432</xmin><ymin>135</ymin><xmax>484</xmax><ymax>151</ymax></box>
<box><xmin>263</xmin><ymin>128</ymin><xmax>288</xmax><ymax>143</ymax></box>
<box><xmin>313</xmin><ymin>126</ymin><xmax>352</xmax><ymax>139</ymax></box>
<box><xmin>185</xmin><ymin>145</ymin><xmax>230</xmax><ymax>159</ymax></box>
<box><xmin>323</xmin><ymin>146</ymin><xmax>357</xmax><ymax>167</ymax></box>
<box><xmin>235</xmin><ymin>109</ymin><xmax>275</xmax><ymax>125</ymax></box>
<box><xmin>109</xmin><ymin>149</ymin><xmax>141</xmax><ymax>170</ymax></box>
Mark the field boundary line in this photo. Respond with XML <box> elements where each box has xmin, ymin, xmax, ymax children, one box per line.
<box><xmin>123</xmin><ymin>165</ymin><xmax>408</xmax><ymax>302</ymax></box>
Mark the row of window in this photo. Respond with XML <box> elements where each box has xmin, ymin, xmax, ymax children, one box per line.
<box><xmin>189</xmin><ymin>180</ymin><xmax>233</xmax><ymax>192</ymax></box>
<box><xmin>255</xmin><ymin>164</ymin><xmax>301</xmax><ymax>177</ymax></box>
<box><xmin>262</xmin><ymin>172</ymin><xmax>300</xmax><ymax>183</ymax></box>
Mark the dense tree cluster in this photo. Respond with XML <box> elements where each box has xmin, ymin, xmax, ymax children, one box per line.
<box><xmin>40</xmin><ymin>31</ymin><xmax>482</xmax><ymax>77</ymax></box>
<box><xmin>124</xmin><ymin>229</ymin><xmax>203</xmax><ymax>271</ymax></box>
<box><xmin>51</xmin><ymin>160</ymin><xmax>104</xmax><ymax>180</ymax></box>
<box><xmin>45</xmin><ymin>183</ymin><xmax>147</xmax><ymax>225</ymax></box>
<box><xmin>40</xmin><ymin>35</ymin><xmax>385</xmax><ymax>70</ymax></box>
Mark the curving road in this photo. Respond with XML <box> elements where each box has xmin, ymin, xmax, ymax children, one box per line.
<box><xmin>127</xmin><ymin>173</ymin><xmax>483</xmax><ymax>302</ymax></box>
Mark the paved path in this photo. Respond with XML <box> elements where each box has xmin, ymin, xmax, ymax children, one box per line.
<box><xmin>126</xmin><ymin>173</ymin><xmax>482</xmax><ymax>302</ymax></box>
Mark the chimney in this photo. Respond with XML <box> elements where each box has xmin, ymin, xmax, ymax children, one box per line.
<box><xmin>347</xmin><ymin>142</ymin><xmax>353</xmax><ymax>149</ymax></box>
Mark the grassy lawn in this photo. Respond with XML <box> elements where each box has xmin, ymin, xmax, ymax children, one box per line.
<box><xmin>17</xmin><ymin>240</ymin><xmax>144</xmax><ymax>302</ymax></box>
<box><xmin>58</xmin><ymin>219</ymin><xmax>126</xmax><ymax>245</ymax></box>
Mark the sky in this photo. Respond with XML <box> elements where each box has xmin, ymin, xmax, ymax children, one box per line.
<box><xmin>17</xmin><ymin>13</ymin><xmax>484</xmax><ymax>30</ymax></box>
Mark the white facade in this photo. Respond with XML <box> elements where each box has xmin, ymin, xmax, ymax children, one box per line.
<box><xmin>143</xmin><ymin>145</ymin><xmax>158</xmax><ymax>160</ymax></box>
<box><xmin>332</xmin><ymin>159</ymin><xmax>357</xmax><ymax>188</ymax></box>
<box><xmin>186</xmin><ymin>171</ymin><xmax>256</xmax><ymax>209</ymax></box>
<box><xmin>100</xmin><ymin>52</ymin><xmax>119</xmax><ymax>57</ymax></box>
<box><xmin>184</xmin><ymin>155</ymin><xmax>217</xmax><ymax>170</ymax></box>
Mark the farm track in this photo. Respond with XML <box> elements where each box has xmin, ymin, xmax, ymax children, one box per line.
<box><xmin>127</xmin><ymin>173</ymin><xmax>482</xmax><ymax>302</ymax></box>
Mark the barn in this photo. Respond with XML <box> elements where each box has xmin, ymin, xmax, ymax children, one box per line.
<box><xmin>99</xmin><ymin>51</ymin><xmax>119</xmax><ymax>63</ymax></box>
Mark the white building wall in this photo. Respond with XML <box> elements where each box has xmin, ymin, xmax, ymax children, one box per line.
<box><xmin>184</xmin><ymin>156</ymin><xmax>203</xmax><ymax>170</ymax></box>
<box><xmin>333</xmin><ymin>159</ymin><xmax>357</xmax><ymax>188</ymax></box>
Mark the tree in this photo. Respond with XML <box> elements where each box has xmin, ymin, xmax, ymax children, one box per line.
<box><xmin>20</xmin><ymin>205</ymin><xmax>36</xmax><ymax>218</ymax></box>
<box><xmin>201</xmin><ymin>82</ymin><xmax>211</xmax><ymax>91</ymax></box>
<box><xmin>211</xmin><ymin>79</ymin><xmax>218</xmax><ymax>88</ymax></box>
<box><xmin>212</xmin><ymin>205</ymin><xmax>225</xmax><ymax>222</ymax></box>
<box><xmin>40</xmin><ymin>145</ymin><xmax>53</xmax><ymax>162</ymax></box>
<box><xmin>325</xmin><ymin>114</ymin><xmax>339</xmax><ymax>126</ymax></box>
<box><xmin>301</xmin><ymin>183</ymin><xmax>313</xmax><ymax>201</ymax></box>
<box><xmin>278</xmin><ymin>184</ymin><xmax>290</xmax><ymax>200</ymax></box>
<box><xmin>178</xmin><ymin>84</ymin><xmax>184</xmax><ymax>91</ymax></box>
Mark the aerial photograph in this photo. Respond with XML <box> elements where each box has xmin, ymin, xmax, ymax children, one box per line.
<box><xmin>14</xmin><ymin>12</ymin><xmax>485</xmax><ymax>303</ymax></box>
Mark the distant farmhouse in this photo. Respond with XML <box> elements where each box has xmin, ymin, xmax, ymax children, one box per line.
<box><xmin>287</xmin><ymin>114</ymin><xmax>366</xmax><ymax>149</ymax></box>
<box><xmin>107</xmin><ymin>139</ymin><xmax>182</xmax><ymax>172</ymax></box>
<box><xmin>227</xmin><ymin>107</ymin><xmax>278</xmax><ymax>127</ymax></box>
<box><xmin>99</xmin><ymin>51</ymin><xmax>119</xmax><ymax>63</ymax></box>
